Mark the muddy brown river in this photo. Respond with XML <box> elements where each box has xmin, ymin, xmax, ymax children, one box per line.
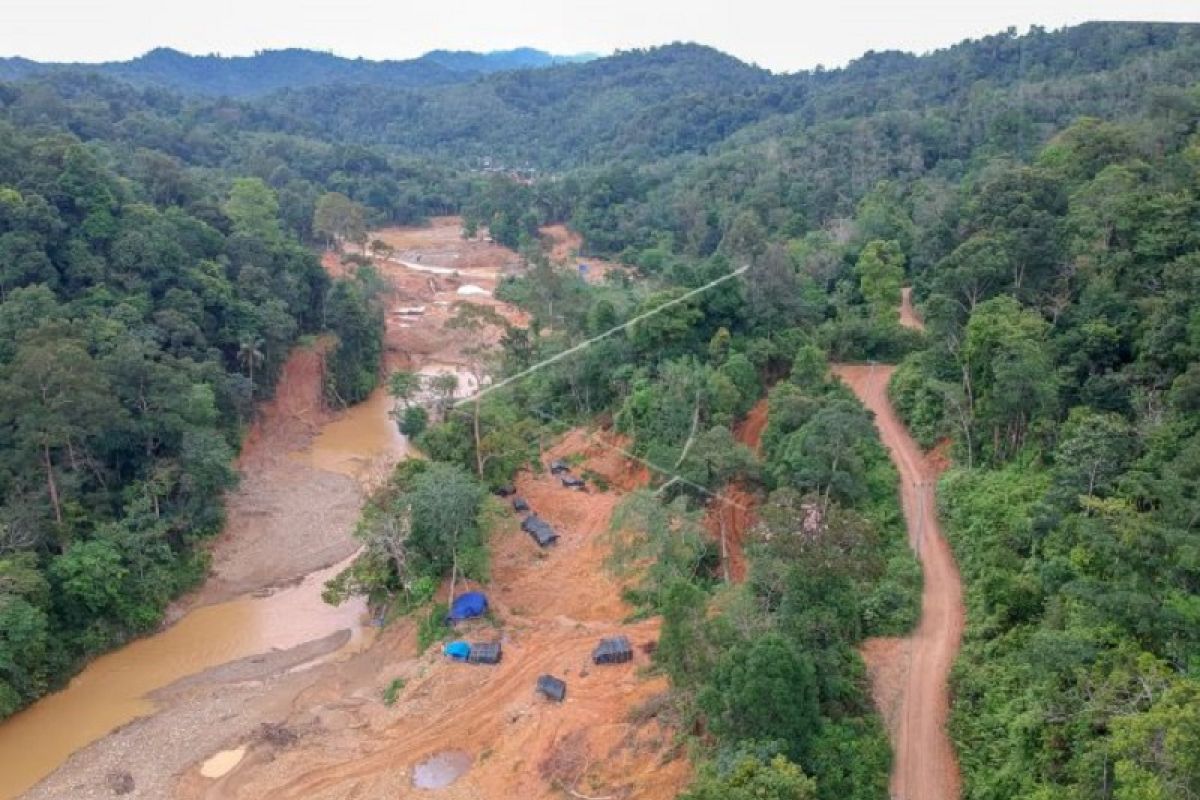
<box><xmin>292</xmin><ymin>386</ymin><xmax>406</xmax><ymax>479</ymax></box>
<box><xmin>0</xmin><ymin>392</ymin><xmax>404</xmax><ymax>799</ymax></box>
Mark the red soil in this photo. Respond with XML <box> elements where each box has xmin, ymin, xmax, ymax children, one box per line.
<box><xmin>899</xmin><ymin>287</ymin><xmax>925</xmax><ymax>332</ymax></box>
<box><xmin>539</xmin><ymin>224</ymin><xmax>633</xmax><ymax>284</ymax></box>
<box><xmin>236</xmin><ymin>341</ymin><xmax>333</xmax><ymax>470</ymax></box>
<box><xmin>175</xmin><ymin>225</ymin><xmax>687</xmax><ymax>799</ymax></box>
<box><xmin>204</xmin><ymin>434</ymin><xmax>690</xmax><ymax>800</ymax></box>
<box><xmin>735</xmin><ymin>398</ymin><xmax>769</xmax><ymax>456</ymax></box>
<box><xmin>704</xmin><ymin>398</ymin><xmax>769</xmax><ymax>583</ymax></box>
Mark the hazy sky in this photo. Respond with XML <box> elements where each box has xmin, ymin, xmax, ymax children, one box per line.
<box><xmin>4</xmin><ymin>0</ymin><xmax>1199</xmax><ymax>72</ymax></box>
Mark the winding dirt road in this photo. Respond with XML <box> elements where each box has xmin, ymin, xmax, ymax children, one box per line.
<box><xmin>833</xmin><ymin>290</ymin><xmax>963</xmax><ymax>800</ymax></box>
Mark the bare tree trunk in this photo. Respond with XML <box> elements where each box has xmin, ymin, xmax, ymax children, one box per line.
<box><xmin>473</xmin><ymin>394</ymin><xmax>484</xmax><ymax>479</ymax></box>
<box><xmin>822</xmin><ymin>452</ymin><xmax>840</xmax><ymax>512</ymax></box>
<box><xmin>719</xmin><ymin>512</ymin><xmax>730</xmax><ymax>584</ymax></box>
<box><xmin>43</xmin><ymin>442</ymin><xmax>62</xmax><ymax>525</ymax></box>
<box><xmin>448</xmin><ymin>550</ymin><xmax>459</xmax><ymax>606</ymax></box>
<box><xmin>669</xmin><ymin>390</ymin><xmax>704</xmax><ymax>473</ymax></box>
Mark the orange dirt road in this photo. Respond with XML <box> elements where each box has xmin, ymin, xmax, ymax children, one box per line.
<box><xmin>833</xmin><ymin>364</ymin><xmax>963</xmax><ymax>800</ymax></box>
<box><xmin>899</xmin><ymin>287</ymin><xmax>925</xmax><ymax>332</ymax></box>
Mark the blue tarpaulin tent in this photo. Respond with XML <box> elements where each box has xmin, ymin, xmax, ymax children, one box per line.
<box><xmin>447</xmin><ymin>591</ymin><xmax>488</xmax><ymax>622</ymax></box>
<box><xmin>444</xmin><ymin>641</ymin><xmax>471</xmax><ymax>661</ymax></box>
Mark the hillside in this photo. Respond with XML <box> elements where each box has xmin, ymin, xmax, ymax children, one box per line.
<box><xmin>254</xmin><ymin>23</ymin><xmax>1200</xmax><ymax>166</ymax></box>
<box><xmin>2</xmin><ymin>19</ymin><xmax>1200</xmax><ymax>800</ymax></box>
<box><xmin>0</xmin><ymin>46</ymin><xmax>594</xmax><ymax>97</ymax></box>
<box><xmin>3</xmin><ymin>25</ymin><xmax>1197</xmax><ymax>171</ymax></box>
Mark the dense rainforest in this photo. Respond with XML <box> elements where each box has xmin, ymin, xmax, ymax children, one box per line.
<box><xmin>1</xmin><ymin>19</ymin><xmax>1198</xmax><ymax>800</ymax></box>
<box><xmin>0</xmin><ymin>47</ymin><xmax>594</xmax><ymax>97</ymax></box>
<box><xmin>0</xmin><ymin>111</ymin><xmax>399</xmax><ymax>717</ymax></box>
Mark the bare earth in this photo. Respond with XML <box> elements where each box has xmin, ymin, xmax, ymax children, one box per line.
<box><xmin>18</xmin><ymin>219</ymin><xmax>686</xmax><ymax>800</ymax></box>
<box><xmin>899</xmin><ymin>287</ymin><xmax>925</xmax><ymax>332</ymax></box>
<box><xmin>540</xmin><ymin>223</ymin><xmax>633</xmax><ymax>283</ymax></box>
<box><xmin>704</xmin><ymin>398</ymin><xmax>768</xmax><ymax>583</ymax></box>
<box><xmin>189</xmin><ymin>436</ymin><xmax>688</xmax><ymax>800</ymax></box>
<box><xmin>174</xmin><ymin>343</ymin><xmax>364</xmax><ymax>614</ymax></box>
<box><xmin>833</xmin><ymin>363</ymin><xmax>964</xmax><ymax>800</ymax></box>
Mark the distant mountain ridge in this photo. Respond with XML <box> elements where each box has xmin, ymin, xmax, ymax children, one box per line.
<box><xmin>0</xmin><ymin>46</ymin><xmax>597</xmax><ymax>96</ymax></box>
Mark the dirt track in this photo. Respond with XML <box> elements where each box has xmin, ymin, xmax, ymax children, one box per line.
<box><xmin>833</xmin><ymin>363</ymin><xmax>963</xmax><ymax>800</ymax></box>
<box><xmin>899</xmin><ymin>287</ymin><xmax>924</xmax><ymax>332</ymax></box>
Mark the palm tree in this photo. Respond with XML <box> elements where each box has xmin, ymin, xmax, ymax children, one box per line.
<box><xmin>237</xmin><ymin>335</ymin><xmax>265</xmax><ymax>392</ymax></box>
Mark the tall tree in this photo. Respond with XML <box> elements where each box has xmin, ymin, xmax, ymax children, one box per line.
<box><xmin>223</xmin><ymin>178</ymin><xmax>282</xmax><ymax>244</ymax></box>
<box><xmin>854</xmin><ymin>239</ymin><xmax>905</xmax><ymax>322</ymax></box>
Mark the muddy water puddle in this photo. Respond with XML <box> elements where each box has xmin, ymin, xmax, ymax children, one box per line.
<box><xmin>412</xmin><ymin>750</ymin><xmax>473</xmax><ymax>789</ymax></box>
<box><xmin>200</xmin><ymin>746</ymin><xmax>247</xmax><ymax>779</ymax></box>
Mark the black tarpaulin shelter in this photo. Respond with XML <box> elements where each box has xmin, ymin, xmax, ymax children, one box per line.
<box><xmin>521</xmin><ymin>514</ymin><xmax>558</xmax><ymax>547</ymax></box>
<box><xmin>512</xmin><ymin>497</ymin><xmax>529</xmax><ymax>512</ymax></box>
<box><xmin>549</xmin><ymin>459</ymin><xmax>570</xmax><ymax>474</ymax></box>
<box><xmin>467</xmin><ymin>641</ymin><xmax>502</xmax><ymax>665</ymax></box>
<box><xmin>592</xmin><ymin>636</ymin><xmax>633</xmax><ymax>665</ymax></box>
<box><xmin>536</xmin><ymin>674</ymin><xmax>566</xmax><ymax>702</ymax></box>
<box><xmin>560</xmin><ymin>475</ymin><xmax>585</xmax><ymax>490</ymax></box>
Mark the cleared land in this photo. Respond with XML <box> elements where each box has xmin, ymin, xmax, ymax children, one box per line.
<box><xmin>17</xmin><ymin>220</ymin><xmax>686</xmax><ymax>800</ymax></box>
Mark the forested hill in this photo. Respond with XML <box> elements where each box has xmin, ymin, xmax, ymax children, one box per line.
<box><xmin>254</xmin><ymin>22</ymin><xmax>1200</xmax><ymax>166</ymax></box>
<box><xmin>2</xmin><ymin>24</ymin><xmax>1196</xmax><ymax>170</ymax></box>
<box><xmin>0</xmin><ymin>88</ymin><xmax>407</xmax><ymax>717</ymax></box>
<box><xmin>0</xmin><ymin>46</ymin><xmax>594</xmax><ymax>97</ymax></box>
<box><xmin>2</xmin><ymin>19</ymin><xmax>1200</xmax><ymax>796</ymax></box>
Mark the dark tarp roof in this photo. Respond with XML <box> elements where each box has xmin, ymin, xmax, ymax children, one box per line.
<box><xmin>447</xmin><ymin>591</ymin><xmax>488</xmax><ymax>622</ymax></box>
<box><xmin>467</xmin><ymin>641</ymin><xmax>502</xmax><ymax>664</ymax></box>
<box><xmin>549</xmin><ymin>460</ymin><xmax>570</xmax><ymax>474</ymax></box>
<box><xmin>560</xmin><ymin>475</ymin><xmax>585</xmax><ymax>489</ymax></box>
<box><xmin>592</xmin><ymin>635</ymin><xmax>633</xmax><ymax>665</ymax></box>
<box><xmin>521</xmin><ymin>514</ymin><xmax>558</xmax><ymax>547</ymax></box>
<box><xmin>536</xmin><ymin>674</ymin><xmax>566</xmax><ymax>702</ymax></box>
<box><xmin>512</xmin><ymin>497</ymin><xmax>529</xmax><ymax>512</ymax></box>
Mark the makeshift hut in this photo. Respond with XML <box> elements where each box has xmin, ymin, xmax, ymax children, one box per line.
<box><xmin>521</xmin><ymin>515</ymin><xmax>558</xmax><ymax>547</ymax></box>
<box><xmin>467</xmin><ymin>641</ymin><xmax>502</xmax><ymax>665</ymax></box>
<box><xmin>447</xmin><ymin>591</ymin><xmax>488</xmax><ymax>623</ymax></box>
<box><xmin>549</xmin><ymin>460</ymin><xmax>570</xmax><ymax>475</ymax></box>
<box><xmin>592</xmin><ymin>636</ymin><xmax>633</xmax><ymax>665</ymax></box>
<box><xmin>536</xmin><ymin>674</ymin><xmax>567</xmax><ymax>702</ymax></box>
<box><xmin>444</xmin><ymin>641</ymin><xmax>471</xmax><ymax>661</ymax></box>
<box><xmin>560</xmin><ymin>475</ymin><xmax>586</xmax><ymax>490</ymax></box>
<box><xmin>512</xmin><ymin>496</ymin><xmax>530</xmax><ymax>512</ymax></box>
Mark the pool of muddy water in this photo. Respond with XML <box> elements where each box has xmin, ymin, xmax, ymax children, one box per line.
<box><xmin>412</xmin><ymin>749</ymin><xmax>473</xmax><ymax>789</ymax></box>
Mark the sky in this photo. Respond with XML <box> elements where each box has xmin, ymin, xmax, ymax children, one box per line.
<box><xmin>4</xmin><ymin>0</ymin><xmax>1200</xmax><ymax>72</ymax></box>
